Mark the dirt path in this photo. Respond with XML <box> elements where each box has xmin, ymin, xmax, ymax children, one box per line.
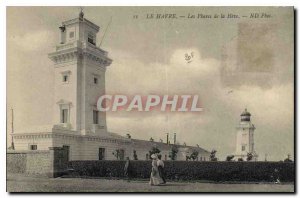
<box><xmin>7</xmin><ymin>173</ymin><xmax>294</xmax><ymax>192</ymax></box>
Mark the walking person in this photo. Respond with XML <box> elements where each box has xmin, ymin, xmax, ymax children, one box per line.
<box><xmin>149</xmin><ymin>154</ymin><xmax>164</xmax><ymax>186</ymax></box>
<box><xmin>124</xmin><ymin>157</ymin><xmax>132</xmax><ymax>182</ymax></box>
<box><xmin>157</xmin><ymin>154</ymin><xmax>166</xmax><ymax>184</ymax></box>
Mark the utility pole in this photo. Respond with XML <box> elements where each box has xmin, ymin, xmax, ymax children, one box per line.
<box><xmin>174</xmin><ymin>133</ymin><xmax>176</xmax><ymax>144</ymax></box>
<box><xmin>11</xmin><ymin>108</ymin><xmax>15</xmax><ymax>150</ymax></box>
<box><xmin>166</xmin><ymin>133</ymin><xmax>169</xmax><ymax>145</ymax></box>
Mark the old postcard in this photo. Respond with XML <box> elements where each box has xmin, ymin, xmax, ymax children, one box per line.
<box><xmin>6</xmin><ymin>6</ymin><xmax>294</xmax><ymax>192</ymax></box>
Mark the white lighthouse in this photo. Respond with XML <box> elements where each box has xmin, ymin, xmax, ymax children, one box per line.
<box><xmin>235</xmin><ymin>109</ymin><xmax>258</xmax><ymax>161</ymax></box>
<box><xmin>48</xmin><ymin>10</ymin><xmax>112</xmax><ymax>135</ymax></box>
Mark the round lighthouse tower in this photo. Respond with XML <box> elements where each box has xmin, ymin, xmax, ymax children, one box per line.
<box><xmin>235</xmin><ymin>109</ymin><xmax>258</xmax><ymax>161</ymax></box>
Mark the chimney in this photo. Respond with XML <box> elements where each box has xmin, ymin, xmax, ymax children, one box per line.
<box><xmin>166</xmin><ymin>133</ymin><xmax>169</xmax><ymax>145</ymax></box>
<box><xmin>174</xmin><ymin>133</ymin><xmax>176</xmax><ymax>144</ymax></box>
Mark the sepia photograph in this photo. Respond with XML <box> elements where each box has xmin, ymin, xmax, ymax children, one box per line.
<box><xmin>6</xmin><ymin>6</ymin><xmax>295</xmax><ymax>192</ymax></box>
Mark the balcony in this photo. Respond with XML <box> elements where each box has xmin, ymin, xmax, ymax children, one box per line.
<box><xmin>55</xmin><ymin>40</ymin><xmax>108</xmax><ymax>57</ymax></box>
<box><xmin>56</xmin><ymin>40</ymin><xmax>82</xmax><ymax>51</ymax></box>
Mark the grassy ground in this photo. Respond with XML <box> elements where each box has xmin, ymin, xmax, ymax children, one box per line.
<box><xmin>7</xmin><ymin>173</ymin><xmax>294</xmax><ymax>192</ymax></box>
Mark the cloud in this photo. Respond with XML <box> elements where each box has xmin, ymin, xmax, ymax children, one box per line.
<box><xmin>106</xmin><ymin>48</ymin><xmax>220</xmax><ymax>95</ymax></box>
<box><xmin>106</xmin><ymin>48</ymin><xmax>294</xmax><ymax>161</ymax></box>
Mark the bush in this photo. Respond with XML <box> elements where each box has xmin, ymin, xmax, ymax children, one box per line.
<box><xmin>226</xmin><ymin>155</ymin><xmax>234</xmax><ymax>161</ymax></box>
<box><xmin>169</xmin><ymin>145</ymin><xmax>178</xmax><ymax>160</ymax></box>
<box><xmin>68</xmin><ymin>161</ymin><xmax>294</xmax><ymax>182</ymax></box>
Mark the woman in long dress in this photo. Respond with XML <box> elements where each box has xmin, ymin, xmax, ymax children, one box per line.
<box><xmin>149</xmin><ymin>154</ymin><xmax>164</xmax><ymax>186</ymax></box>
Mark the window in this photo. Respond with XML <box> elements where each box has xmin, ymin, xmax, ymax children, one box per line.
<box><xmin>99</xmin><ymin>148</ymin><xmax>105</xmax><ymax>160</ymax></box>
<box><xmin>146</xmin><ymin>153</ymin><xmax>149</xmax><ymax>160</ymax></box>
<box><xmin>94</xmin><ymin>77</ymin><xmax>98</xmax><ymax>84</ymax></box>
<box><xmin>242</xmin><ymin>145</ymin><xmax>246</xmax><ymax>151</ymax></box>
<box><xmin>30</xmin><ymin>145</ymin><xmax>37</xmax><ymax>150</ymax></box>
<box><xmin>61</xmin><ymin>109</ymin><xmax>69</xmax><ymax>123</ymax></box>
<box><xmin>93</xmin><ymin>110</ymin><xmax>99</xmax><ymax>124</ymax></box>
<box><xmin>165</xmin><ymin>154</ymin><xmax>167</xmax><ymax>161</ymax></box>
<box><xmin>69</xmin><ymin>31</ymin><xmax>74</xmax><ymax>38</ymax></box>
<box><xmin>57</xmin><ymin>101</ymin><xmax>71</xmax><ymax>126</ymax></box>
<box><xmin>63</xmin><ymin>75</ymin><xmax>68</xmax><ymax>82</ymax></box>
<box><xmin>88</xmin><ymin>33</ymin><xmax>95</xmax><ymax>45</ymax></box>
<box><xmin>88</xmin><ymin>37</ymin><xmax>95</xmax><ymax>45</ymax></box>
<box><xmin>61</xmin><ymin>71</ymin><xmax>71</xmax><ymax>83</ymax></box>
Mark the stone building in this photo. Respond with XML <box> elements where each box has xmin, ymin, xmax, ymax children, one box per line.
<box><xmin>234</xmin><ymin>109</ymin><xmax>258</xmax><ymax>161</ymax></box>
<box><xmin>11</xmin><ymin>11</ymin><xmax>210</xmax><ymax>161</ymax></box>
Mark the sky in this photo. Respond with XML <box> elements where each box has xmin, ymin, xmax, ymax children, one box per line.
<box><xmin>6</xmin><ymin>6</ymin><xmax>294</xmax><ymax>161</ymax></box>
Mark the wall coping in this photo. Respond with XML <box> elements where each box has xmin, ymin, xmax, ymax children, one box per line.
<box><xmin>7</xmin><ymin>150</ymin><xmax>50</xmax><ymax>154</ymax></box>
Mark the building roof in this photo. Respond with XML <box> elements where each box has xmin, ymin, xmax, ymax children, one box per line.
<box><xmin>130</xmin><ymin>138</ymin><xmax>210</xmax><ymax>154</ymax></box>
<box><xmin>181</xmin><ymin>145</ymin><xmax>210</xmax><ymax>154</ymax></box>
<box><xmin>131</xmin><ymin>138</ymin><xmax>172</xmax><ymax>150</ymax></box>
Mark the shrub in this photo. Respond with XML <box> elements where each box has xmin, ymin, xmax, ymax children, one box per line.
<box><xmin>210</xmin><ymin>150</ymin><xmax>217</xmax><ymax>161</ymax></box>
<box><xmin>247</xmin><ymin>153</ymin><xmax>253</xmax><ymax>161</ymax></box>
<box><xmin>68</xmin><ymin>161</ymin><xmax>294</xmax><ymax>182</ymax></box>
<box><xmin>189</xmin><ymin>150</ymin><xmax>199</xmax><ymax>161</ymax></box>
<box><xmin>169</xmin><ymin>145</ymin><xmax>178</xmax><ymax>160</ymax></box>
<box><xmin>133</xmin><ymin>150</ymin><xmax>138</xmax><ymax>160</ymax></box>
<box><xmin>226</xmin><ymin>155</ymin><xmax>234</xmax><ymax>161</ymax></box>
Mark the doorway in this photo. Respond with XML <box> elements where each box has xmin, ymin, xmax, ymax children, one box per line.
<box><xmin>99</xmin><ymin>148</ymin><xmax>105</xmax><ymax>160</ymax></box>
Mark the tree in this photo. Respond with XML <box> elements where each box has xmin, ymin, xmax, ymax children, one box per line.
<box><xmin>238</xmin><ymin>158</ymin><xmax>244</xmax><ymax>162</ymax></box>
<box><xmin>133</xmin><ymin>150</ymin><xmax>138</xmax><ymax>160</ymax></box>
<box><xmin>189</xmin><ymin>150</ymin><xmax>199</xmax><ymax>161</ymax></box>
<box><xmin>169</xmin><ymin>145</ymin><xmax>178</xmax><ymax>160</ymax></box>
<box><xmin>149</xmin><ymin>147</ymin><xmax>160</xmax><ymax>158</ymax></box>
<box><xmin>210</xmin><ymin>149</ymin><xmax>217</xmax><ymax>161</ymax></box>
<box><xmin>247</xmin><ymin>152</ymin><xmax>253</xmax><ymax>161</ymax></box>
<box><xmin>226</xmin><ymin>155</ymin><xmax>235</xmax><ymax>161</ymax></box>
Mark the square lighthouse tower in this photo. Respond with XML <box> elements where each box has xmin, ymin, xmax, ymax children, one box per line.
<box><xmin>48</xmin><ymin>11</ymin><xmax>112</xmax><ymax>135</ymax></box>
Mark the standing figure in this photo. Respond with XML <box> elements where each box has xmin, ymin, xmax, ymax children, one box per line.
<box><xmin>157</xmin><ymin>154</ymin><xmax>166</xmax><ymax>184</ymax></box>
<box><xmin>149</xmin><ymin>154</ymin><xmax>164</xmax><ymax>185</ymax></box>
<box><xmin>124</xmin><ymin>157</ymin><xmax>131</xmax><ymax>182</ymax></box>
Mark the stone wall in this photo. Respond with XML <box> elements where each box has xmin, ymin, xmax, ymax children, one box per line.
<box><xmin>7</xmin><ymin>147</ymin><xmax>69</xmax><ymax>177</ymax></box>
<box><xmin>7</xmin><ymin>151</ymin><xmax>27</xmax><ymax>173</ymax></box>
